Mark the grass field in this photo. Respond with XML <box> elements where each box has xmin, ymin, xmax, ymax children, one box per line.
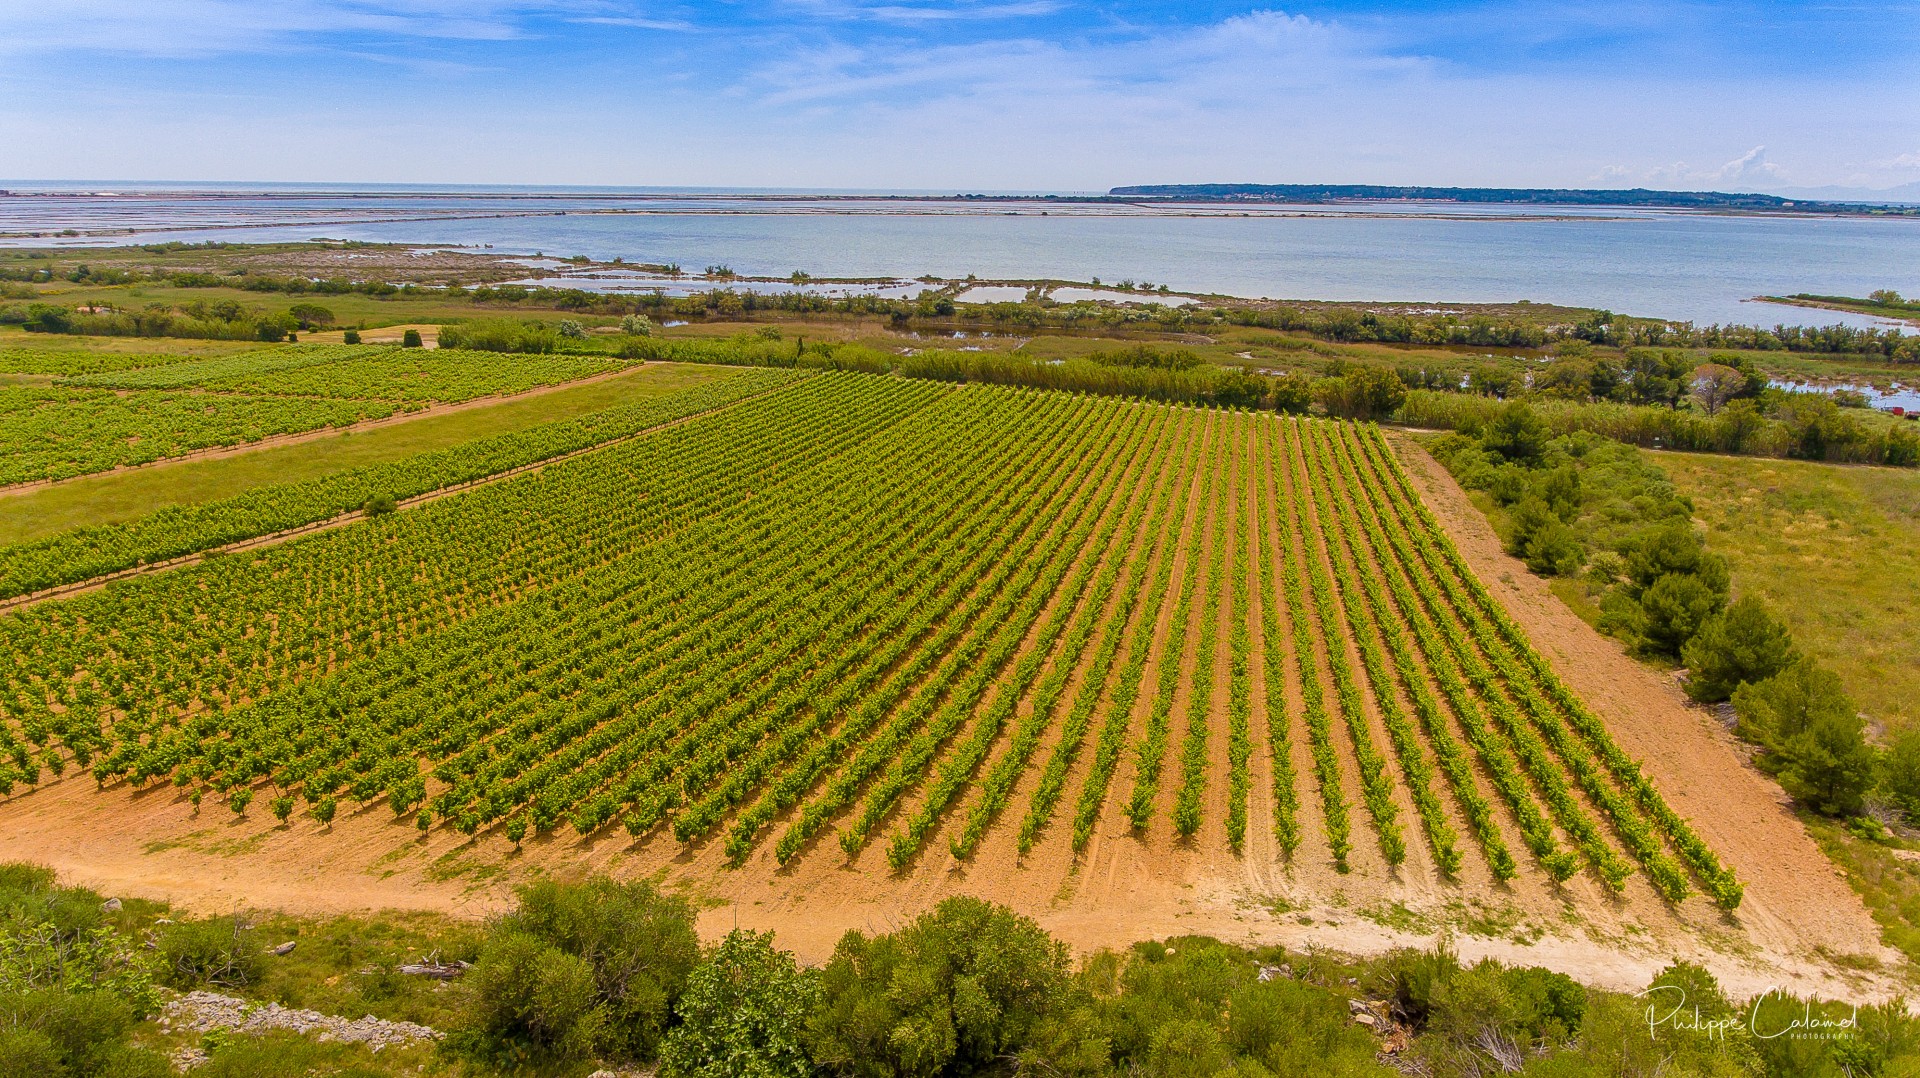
<box><xmin>0</xmin><ymin>373</ymin><xmax>1738</xmax><ymax>911</ymax></box>
<box><xmin>1655</xmin><ymin>451</ymin><xmax>1920</xmax><ymax>730</ymax></box>
<box><xmin>0</xmin><ymin>362</ymin><xmax>731</xmax><ymax>545</ymax></box>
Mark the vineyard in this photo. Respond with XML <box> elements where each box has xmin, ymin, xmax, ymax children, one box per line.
<box><xmin>0</xmin><ymin>373</ymin><xmax>1739</xmax><ymax>910</ymax></box>
<box><xmin>1</xmin><ymin>342</ymin><xmax>648</xmax><ymax>486</ymax></box>
<box><xmin>0</xmin><ymin>384</ymin><xmax>402</xmax><ymax>486</ymax></box>
<box><xmin>0</xmin><ymin>366</ymin><xmax>802</xmax><ymax>599</ymax></box>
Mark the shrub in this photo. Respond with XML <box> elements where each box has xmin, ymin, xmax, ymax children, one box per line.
<box><xmin>1480</xmin><ymin>401</ymin><xmax>1553</xmax><ymax>463</ymax></box>
<box><xmin>0</xmin><ymin>864</ymin><xmax>101</xmax><ymax>940</ymax></box>
<box><xmin>1210</xmin><ymin>367</ymin><xmax>1269</xmax><ymax>410</ymax></box>
<box><xmin>460</xmin><ymin>932</ymin><xmax>605</xmax><ymax>1062</ymax></box>
<box><xmin>1419</xmin><ymin>961</ymin><xmax>1584</xmax><ymax>1071</ymax></box>
<box><xmin>620</xmin><ymin>313</ymin><xmax>653</xmax><ymax>336</ymax></box>
<box><xmin>1734</xmin><ymin>659</ymin><xmax>1876</xmax><ymax>816</ymax></box>
<box><xmin>661</xmin><ymin>930</ymin><xmax>818</xmax><ymax>1078</ymax></box>
<box><xmin>1886</xmin><ymin>424</ymin><xmax>1920</xmax><ymax>468</ymax></box>
<box><xmin>361</xmin><ymin>493</ymin><xmax>396</xmax><ymax>517</ymax></box>
<box><xmin>1623</xmin><ymin>522</ymin><xmax>1726</xmax><ymax>595</ymax></box>
<box><xmin>157</xmin><ymin>917</ymin><xmax>261</xmax><ymax>989</ymax></box>
<box><xmin>1636</xmin><ymin>573</ymin><xmax>1725</xmax><ymax>658</ymax></box>
<box><xmin>400</xmin><ymin>329</ymin><xmax>423</xmax><ymax>348</ymax></box>
<box><xmin>1508</xmin><ymin>496</ymin><xmax>1582</xmax><ymax>576</ymax></box>
<box><xmin>807</xmin><ymin>897</ymin><xmax>1071</xmax><ymax>1077</ymax></box>
<box><xmin>341</xmin><ymin>329</ymin><xmax>361</xmax><ymax>345</ymax></box>
<box><xmin>1317</xmin><ymin>365</ymin><xmax>1406</xmax><ymax>420</ymax></box>
<box><xmin>455</xmin><ymin>877</ymin><xmax>699</xmax><ymax>1064</ymax></box>
<box><xmin>558</xmin><ymin>319</ymin><xmax>586</xmax><ymax>339</ymax></box>
<box><xmin>1881</xmin><ymin>726</ymin><xmax>1920</xmax><ymax>823</ymax></box>
<box><xmin>1680</xmin><ymin>596</ymin><xmax>1797</xmax><ymax>702</ymax></box>
<box><xmin>437</xmin><ymin>319</ymin><xmax>557</xmax><ymax>354</ymax></box>
<box><xmin>1364</xmin><ymin>947</ymin><xmax>1584</xmax><ymax>1074</ymax></box>
<box><xmin>0</xmin><ymin>989</ymin><xmax>167</xmax><ymax>1077</ymax></box>
<box><xmin>1269</xmin><ymin>373</ymin><xmax>1313</xmax><ymax>415</ymax></box>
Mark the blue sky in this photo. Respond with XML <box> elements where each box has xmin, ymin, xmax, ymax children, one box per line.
<box><xmin>1</xmin><ymin>1</ymin><xmax>1916</xmax><ymax>191</ymax></box>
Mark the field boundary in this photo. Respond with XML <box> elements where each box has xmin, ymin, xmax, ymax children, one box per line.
<box><xmin>0</xmin><ymin>373</ymin><xmax>806</xmax><ymax>614</ymax></box>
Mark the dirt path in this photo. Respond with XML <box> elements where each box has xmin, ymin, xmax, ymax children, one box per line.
<box><xmin>0</xmin><ymin>363</ymin><xmax>652</xmax><ymax>499</ymax></box>
<box><xmin>0</xmin><ymin>415</ymin><xmax>1906</xmax><ymax>1006</ymax></box>
<box><xmin>1383</xmin><ymin>434</ymin><xmax>1896</xmax><ymax>971</ymax></box>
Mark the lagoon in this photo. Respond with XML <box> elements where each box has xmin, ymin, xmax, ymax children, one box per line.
<box><xmin>2</xmin><ymin>188</ymin><xmax>1916</xmax><ymax>330</ymax></box>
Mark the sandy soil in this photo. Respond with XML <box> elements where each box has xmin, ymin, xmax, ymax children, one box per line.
<box><xmin>0</xmin><ymin>423</ymin><xmax>1901</xmax><ymax>1004</ymax></box>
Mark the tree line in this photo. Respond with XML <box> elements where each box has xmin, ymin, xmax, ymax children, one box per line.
<box><xmin>1433</xmin><ymin>405</ymin><xmax>1910</xmax><ymax>834</ymax></box>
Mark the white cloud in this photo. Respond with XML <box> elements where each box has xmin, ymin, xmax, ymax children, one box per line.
<box><xmin>1595</xmin><ymin>148</ymin><xmax>1789</xmax><ymax>190</ymax></box>
<box><xmin>858</xmin><ymin>2</ymin><xmax>1064</xmax><ymax>23</ymax></box>
<box><xmin>1715</xmin><ymin>144</ymin><xmax>1784</xmax><ymax>183</ymax></box>
<box><xmin>575</xmin><ymin>15</ymin><xmax>696</xmax><ymax>31</ymax></box>
<box><xmin>0</xmin><ymin>0</ymin><xmax>660</xmax><ymax>55</ymax></box>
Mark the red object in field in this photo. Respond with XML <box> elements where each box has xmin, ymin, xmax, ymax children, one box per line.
<box><xmin>1893</xmin><ymin>406</ymin><xmax>1908</xmax><ymax>416</ymax></box>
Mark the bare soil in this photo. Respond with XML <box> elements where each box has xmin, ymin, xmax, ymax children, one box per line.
<box><xmin>0</xmin><ymin>425</ymin><xmax>1900</xmax><ymax>1005</ymax></box>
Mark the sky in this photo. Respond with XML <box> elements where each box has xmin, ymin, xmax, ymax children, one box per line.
<box><xmin>1</xmin><ymin>0</ymin><xmax>1917</xmax><ymax>192</ymax></box>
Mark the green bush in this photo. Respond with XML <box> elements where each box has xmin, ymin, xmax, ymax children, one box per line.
<box><xmin>1508</xmin><ymin>496</ymin><xmax>1583</xmax><ymax>576</ymax></box>
<box><xmin>1101</xmin><ymin>938</ymin><xmax>1380</xmax><ymax>1078</ymax></box>
<box><xmin>662</xmin><ymin>930</ymin><xmax>818</xmax><ymax>1078</ymax></box>
<box><xmin>1881</xmin><ymin>726</ymin><xmax>1920</xmax><ymax>823</ymax></box>
<box><xmin>1735</xmin><ymin>659</ymin><xmax>1876</xmax><ymax>816</ymax></box>
<box><xmin>399</xmin><ymin>329</ymin><xmax>422</xmax><ymax>348</ymax></box>
<box><xmin>807</xmin><ymin>897</ymin><xmax>1071</xmax><ymax>1077</ymax></box>
<box><xmin>1480</xmin><ymin>401</ymin><xmax>1552</xmax><ymax>463</ymax></box>
<box><xmin>460</xmin><ymin>931</ymin><xmax>605</xmax><ymax>1062</ymax></box>
<box><xmin>1269</xmin><ymin>373</ymin><xmax>1314</xmax><ymax>415</ymax></box>
<box><xmin>1085</xmin><ymin>344</ymin><xmax>1203</xmax><ymax>371</ymax></box>
<box><xmin>455</xmin><ymin>877</ymin><xmax>699</xmax><ymax>1064</ymax></box>
<box><xmin>1635</xmin><ymin>572</ymin><xmax>1725</xmax><ymax>658</ymax></box>
<box><xmin>0</xmin><ymin>989</ymin><xmax>167</xmax><ymax>1078</ymax></box>
<box><xmin>157</xmin><ymin>917</ymin><xmax>261</xmax><ymax>989</ymax></box>
<box><xmin>436</xmin><ymin>319</ymin><xmax>557</xmax><ymax>354</ymax></box>
<box><xmin>0</xmin><ymin>865</ymin><xmax>102</xmax><ymax>941</ymax></box>
<box><xmin>1316</xmin><ymin>366</ymin><xmax>1406</xmax><ymax>420</ymax></box>
<box><xmin>1680</xmin><ymin>596</ymin><xmax>1798</xmax><ymax>702</ymax></box>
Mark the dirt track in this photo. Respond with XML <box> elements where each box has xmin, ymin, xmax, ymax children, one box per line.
<box><xmin>0</xmin><ymin>424</ymin><xmax>1899</xmax><ymax>1003</ymax></box>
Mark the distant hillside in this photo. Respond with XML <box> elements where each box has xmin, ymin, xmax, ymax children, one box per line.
<box><xmin>1106</xmin><ymin>184</ymin><xmax>1846</xmax><ymax>211</ymax></box>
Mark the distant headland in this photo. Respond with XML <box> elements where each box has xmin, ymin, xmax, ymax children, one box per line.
<box><xmin>1106</xmin><ymin>183</ymin><xmax>1918</xmax><ymax>215</ymax></box>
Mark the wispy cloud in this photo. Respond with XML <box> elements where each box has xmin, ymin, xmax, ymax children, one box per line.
<box><xmin>773</xmin><ymin>0</ymin><xmax>1064</xmax><ymax>24</ymax></box>
<box><xmin>575</xmin><ymin>14</ymin><xmax>696</xmax><ymax>31</ymax></box>
<box><xmin>852</xmin><ymin>2</ymin><xmax>1064</xmax><ymax>23</ymax></box>
<box><xmin>0</xmin><ymin>0</ymin><xmax>665</xmax><ymax>55</ymax></box>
